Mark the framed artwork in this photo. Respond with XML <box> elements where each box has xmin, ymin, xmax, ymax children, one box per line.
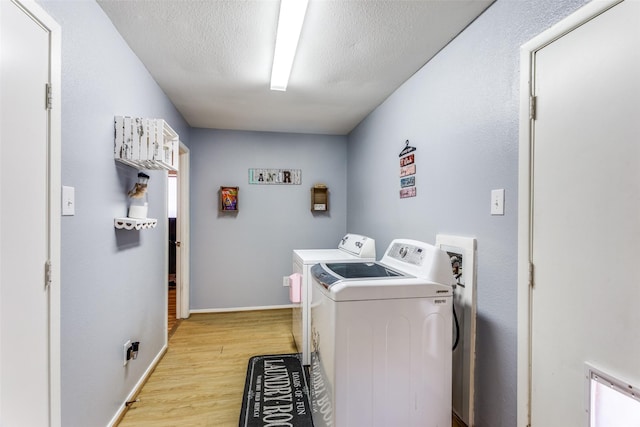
<box><xmin>220</xmin><ymin>186</ymin><xmax>239</xmax><ymax>211</ymax></box>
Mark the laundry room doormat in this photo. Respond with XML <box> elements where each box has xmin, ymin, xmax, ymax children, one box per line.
<box><xmin>239</xmin><ymin>354</ymin><xmax>313</xmax><ymax>427</ymax></box>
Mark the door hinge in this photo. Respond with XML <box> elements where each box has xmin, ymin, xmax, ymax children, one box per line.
<box><xmin>45</xmin><ymin>260</ymin><xmax>53</xmax><ymax>289</ymax></box>
<box><xmin>45</xmin><ymin>83</ymin><xmax>52</xmax><ymax>110</ymax></box>
<box><xmin>530</xmin><ymin>96</ymin><xmax>537</xmax><ymax>120</ymax></box>
<box><xmin>529</xmin><ymin>261</ymin><xmax>535</xmax><ymax>289</ymax></box>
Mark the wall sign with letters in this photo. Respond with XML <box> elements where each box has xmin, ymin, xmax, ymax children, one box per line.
<box><xmin>248</xmin><ymin>168</ymin><xmax>301</xmax><ymax>185</ymax></box>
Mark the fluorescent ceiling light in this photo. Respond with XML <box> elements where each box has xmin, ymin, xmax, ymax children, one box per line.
<box><xmin>270</xmin><ymin>0</ymin><xmax>309</xmax><ymax>91</ymax></box>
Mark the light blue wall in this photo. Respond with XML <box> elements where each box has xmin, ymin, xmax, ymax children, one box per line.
<box><xmin>189</xmin><ymin>129</ymin><xmax>348</xmax><ymax>310</ymax></box>
<box><xmin>37</xmin><ymin>1</ymin><xmax>189</xmax><ymax>426</ymax></box>
<box><xmin>346</xmin><ymin>0</ymin><xmax>588</xmax><ymax>425</ymax></box>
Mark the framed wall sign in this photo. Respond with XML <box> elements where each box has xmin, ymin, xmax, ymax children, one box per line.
<box><xmin>220</xmin><ymin>186</ymin><xmax>239</xmax><ymax>211</ymax></box>
<box><xmin>248</xmin><ymin>168</ymin><xmax>301</xmax><ymax>185</ymax></box>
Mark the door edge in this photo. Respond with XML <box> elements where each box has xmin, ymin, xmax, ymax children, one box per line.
<box><xmin>177</xmin><ymin>143</ymin><xmax>190</xmax><ymax>319</ymax></box>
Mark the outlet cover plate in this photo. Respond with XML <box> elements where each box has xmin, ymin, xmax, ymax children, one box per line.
<box><xmin>491</xmin><ymin>189</ymin><xmax>505</xmax><ymax>215</ymax></box>
<box><xmin>123</xmin><ymin>340</ymin><xmax>131</xmax><ymax>366</ymax></box>
<box><xmin>62</xmin><ymin>186</ymin><xmax>75</xmax><ymax>216</ymax></box>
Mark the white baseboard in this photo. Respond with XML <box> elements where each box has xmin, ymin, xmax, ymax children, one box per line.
<box><xmin>190</xmin><ymin>304</ymin><xmax>296</xmax><ymax>314</ymax></box>
<box><xmin>107</xmin><ymin>344</ymin><xmax>168</xmax><ymax>427</ymax></box>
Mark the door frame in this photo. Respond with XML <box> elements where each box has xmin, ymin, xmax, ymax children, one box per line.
<box><xmin>516</xmin><ymin>1</ymin><xmax>623</xmax><ymax>425</ymax></box>
<box><xmin>176</xmin><ymin>142</ymin><xmax>190</xmax><ymax>318</ymax></box>
<box><xmin>1</xmin><ymin>1</ymin><xmax>61</xmax><ymax>425</ymax></box>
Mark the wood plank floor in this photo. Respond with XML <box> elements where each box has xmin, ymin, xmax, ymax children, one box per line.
<box><xmin>118</xmin><ymin>309</ymin><xmax>297</xmax><ymax>427</ymax></box>
<box><xmin>167</xmin><ymin>286</ymin><xmax>179</xmax><ymax>338</ymax></box>
<box><xmin>118</xmin><ymin>309</ymin><xmax>465</xmax><ymax>427</ymax></box>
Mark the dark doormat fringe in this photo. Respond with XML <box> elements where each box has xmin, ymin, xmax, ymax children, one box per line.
<box><xmin>239</xmin><ymin>354</ymin><xmax>313</xmax><ymax>427</ymax></box>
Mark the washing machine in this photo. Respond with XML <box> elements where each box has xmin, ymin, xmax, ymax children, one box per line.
<box><xmin>291</xmin><ymin>234</ymin><xmax>376</xmax><ymax>366</ymax></box>
<box><xmin>309</xmin><ymin>239</ymin><xmax>454</xmax><ymax>427</ymax></box>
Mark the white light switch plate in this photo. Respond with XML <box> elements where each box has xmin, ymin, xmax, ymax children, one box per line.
<box><xmin>62</xmin><ymin>186</ymin><xmax>75</xmax><ymax>216</ymax></box>
<box><xmin>491</xmin><ymin>189</ymin><xmax>505</xmax><ymax>215</ymax></box>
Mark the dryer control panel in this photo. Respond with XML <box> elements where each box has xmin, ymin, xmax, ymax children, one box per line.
<box><xmin>337</xmin><ymin>233</ymin><xmax>376</xmax><ymax>258</ymax></box>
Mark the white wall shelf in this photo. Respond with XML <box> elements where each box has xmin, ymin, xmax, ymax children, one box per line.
<box><xmin>114</xmin><ymin>217</ymin><xmax>158</xmax><ymax>230</ymax></box>
<box><xmin>114</xmin><ymin>116</ymin><xmax>179</xmax><ymax>171</ymax></box>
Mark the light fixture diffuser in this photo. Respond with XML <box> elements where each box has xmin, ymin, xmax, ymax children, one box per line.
<box><xmin>270</xmin><ymin>0</ymin><xmax>309</xmax><ymax>91</ymax></box>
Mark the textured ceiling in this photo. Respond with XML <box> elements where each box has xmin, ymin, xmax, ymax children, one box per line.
<box><xmin>98</xmin><ymin>0</ymin><xmax>494</xmax><ymax>135</ymax></box>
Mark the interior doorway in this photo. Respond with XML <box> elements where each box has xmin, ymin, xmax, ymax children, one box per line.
<box><xmin>167</xmin><ymin>171</ymin><xmax>178</xmax><ymax>335</ymax></box>
<box><xmin>167</xmin><ymin>142</ymin><xmax>190</xmax><ymax>337</ymax></box>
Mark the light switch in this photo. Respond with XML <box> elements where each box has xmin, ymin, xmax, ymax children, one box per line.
<box><xmin>62</xmin><ymin>186</ymin><xmax>75</xmax><ymax>216</ymax></box>
<box><xmin>491</xmin><ymin>189</ymin><xmax>505</xmax><ymax>215</ymax></box>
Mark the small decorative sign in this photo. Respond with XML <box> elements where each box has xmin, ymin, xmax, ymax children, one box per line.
<box><xmin>248</xmin><ymin>169</ymin><xmax>301</xmax><ymax>185</ymax></box>
<box><xmin>398</xmin><ymin>140</ymin><xmax>417</xmax><ymax>199</ymax></box>
<box><xmin>400</xmin><ymin>176</ymin><xmax>415</xmax><ymax>188</ymax></box>
<box><xmin>400</xmin><ymin>164</ymin><xmax>416</xmax><ymax>177</ymax></box>
<box><xmin>400</xmin><ymin>154</ymin><xmax>414</xmax><ymax>167</ymax></box>
<box><xmin>400</xmin><ymin>187</ymin><xmax>417</xmax><ymax>198</ymax></box>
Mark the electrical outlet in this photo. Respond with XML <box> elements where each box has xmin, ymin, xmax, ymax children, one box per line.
<box><xmin>283</xmin><ymin>276</ymin><xmax>290</xmax><ymax>287</ymax></box>
<box><xmin>123</xmin><ymin>340</ymin><xmax>131</xmax><ymax>366</ymax></box>
<box><xmin>131</xmin><ymin>342</ymin><xmax>139</xmax><ymax>360</ymax></box>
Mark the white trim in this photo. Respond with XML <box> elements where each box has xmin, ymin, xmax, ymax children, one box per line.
<box><xmin>177</xmin><ymin>143</ymin><xmax>190</xmax><ymax>319</ymax></box>
<box><xmin>162</xmin><ymin>170</ymin><xmax>169</xmax><ymax>347</ymax></box>
<box><xmin>517</xmin><ymin>1</ymin><xmax>623</xmax><ymax>425</ymax></box>
<box><xmin>107</xmin><ymin>344</ymin><xmax>168</xmax><ymax>427</ymax></box>
<box><xmin>435</xmin><ymin>234</ymin><xmax>477</xmax><ymax>427</ymax></box>
<box><xmin>190</xmin><ymin>304</ymin><xmax>296</xmax><ymax>314</ymax></box>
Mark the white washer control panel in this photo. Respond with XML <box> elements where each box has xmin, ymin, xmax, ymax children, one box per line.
<box><xmin>386</xmin><ymin>242</ymin><xmax>426</xmax><ymax>266</ymax></box>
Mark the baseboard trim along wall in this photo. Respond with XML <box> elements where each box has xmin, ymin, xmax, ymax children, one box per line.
<box><xmin>190</xmin><ymin>304</ymin><xmax>296</xmax><ymax>314</ymax></box>
<box><xmin>108</xmin><ymin>344</ymin><xmax>168</xmax><ymax>427</ymax></box>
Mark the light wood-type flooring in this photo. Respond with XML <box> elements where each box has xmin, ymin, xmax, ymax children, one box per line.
<box><xmin>119</xmin><ymin>309</ymin><xmax>297</xmax><ymax>426</ymax></box>
<box><xmin>118</xmin><ymin>309</ymin><xmax>465</xmax><ymax>427</ymax></box>
<box><xmin>167</xmin><ymin>285</ymin><xmax>179</xmax><ymax>338</ymax></box>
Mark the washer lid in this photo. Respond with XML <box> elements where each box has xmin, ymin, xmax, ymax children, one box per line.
<box><xmin>311</xmin><ymin>262</ymin><xmax>409</xmax><ymax>289</ymax></box>
<box><xmin>323</xmin><ymin>262</ymin><xmax>405</xmax><ymax>279</ymax></box>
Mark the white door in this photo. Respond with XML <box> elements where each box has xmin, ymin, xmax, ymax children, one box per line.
<box><xmin>0</xmin><ymin>1</ymin><xmax>60</xmax><ymax>425</ymax></box>
<box><xmin>529</xmin><ymin>1</ymin><xmax>640</xmax><ymax>425</ymax></box>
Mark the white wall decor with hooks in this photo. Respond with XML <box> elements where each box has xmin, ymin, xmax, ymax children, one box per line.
<box><xmin>114</xmin><ymin>116</ymin><xmax>179</xmax><ymax>172</ymax></box>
